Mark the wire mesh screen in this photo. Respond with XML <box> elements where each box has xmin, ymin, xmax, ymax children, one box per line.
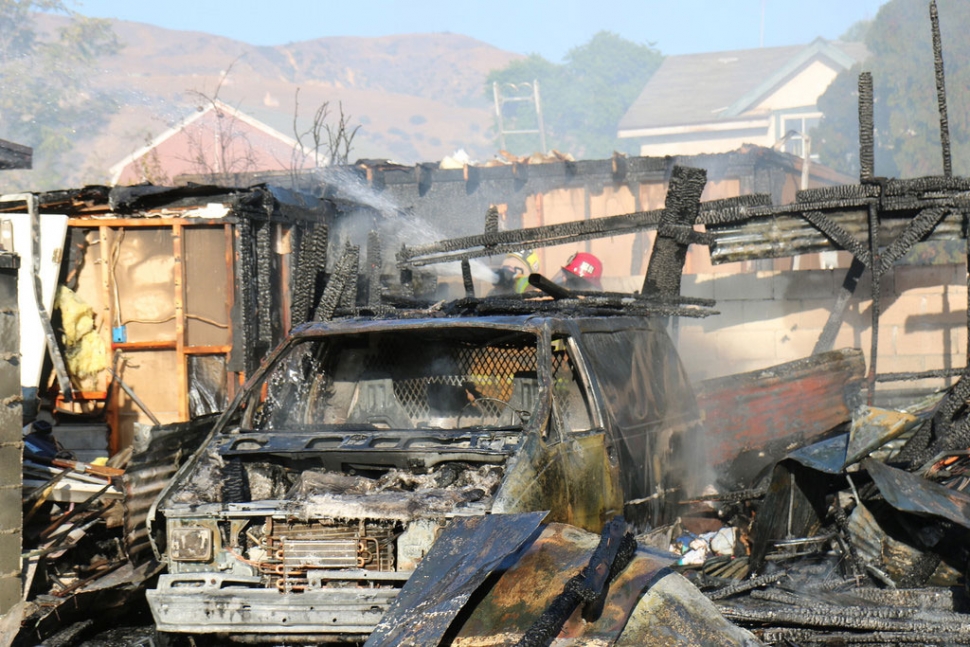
<box><xmin>363</xmin><ymin>337</ymin><xmax>538</xmax><ymax>420</ymax></box>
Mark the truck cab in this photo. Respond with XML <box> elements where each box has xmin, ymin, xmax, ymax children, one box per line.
<box><xmin>147</xmin><ymin>313</ymin><xmax>704</xmax><ymax>643</ymax></box>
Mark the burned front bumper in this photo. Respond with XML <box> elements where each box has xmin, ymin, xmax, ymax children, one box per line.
<box><xmin>147</xmin><ymin>573</ymin><xmax>399</xmax><ymax>637</ymax></box>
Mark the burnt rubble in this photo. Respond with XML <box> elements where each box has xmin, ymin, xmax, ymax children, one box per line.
<box><xmin>11</xmin><ymin>1</ymin><xmax>970</xmax><ymax>643</ymax></box>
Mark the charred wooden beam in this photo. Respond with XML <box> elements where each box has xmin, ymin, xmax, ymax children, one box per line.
<box><xmin>814</xmin><ymin>258</ymin><xmax>867</xmax><ymax>355</ymax></box>
<box><xmin>931</xmin><ymin>0</ymin><xmax>952</xmax><ymax>178</ymax></box>
<box><xmin>528</xmin><ymin>273</ymin><xmax>573</xmax><ymax>300</ymax></box>
<box><xmin>314</xmin><ymin>244</ymin><xmax>359</xmax><ymax>322</ymax></box>
<box><xmin>859</xmin><ymin>72</ymin><xmax>875</xmax><ymax>181</ymax></box>
<box><xmin>367</xmin><ymin>230</ymin><xmax>382</xmax><ymax>309</ymax></box>
<box><xmin>878</xmin><ymin>207</ymin><xmax>950</xmax><ymax>273</ymax></box>
<box><xmin>867</xmin><ymin>202</ymin><xmax>882</xmax><ymax>404</ymax></box>
<box><xmin>461</xmin><ymin>259</ymin><xmax>474</xmax><ymax>298</ymax></box>
<box><xmin>0</xmin><ymin>138</ymin><xmax>31</xmax><ymax>170</ymax></box>
<box><xmin>643</xmin><ymin>165</ymin><xmax>707</xmax><ymax>298</ymax></box>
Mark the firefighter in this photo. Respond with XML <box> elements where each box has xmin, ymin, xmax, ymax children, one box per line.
<box><xmin>491</xmin><ymin>249</ymin><xmax>540</xmax><ymax>295</ymax></box>
<box><xmin>554</xmin><ymin>252</ymin><xmax>603</xmax><ymax>290</ymax></box>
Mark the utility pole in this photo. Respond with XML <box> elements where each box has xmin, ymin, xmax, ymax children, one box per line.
<box><xmin>492</xmin><ymin>80</ymin><xmax>547</xmax><ymax>154</ymax></box>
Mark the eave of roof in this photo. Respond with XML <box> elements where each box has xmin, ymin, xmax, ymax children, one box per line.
<box><xmin>722</xmin><ymin>38</ymin><xmax>858</xmax><ymax>118</ymax></box>
<box><xmin>0</xmin><ymin>138</ymin><xmax>32</xmax><ymax>170</ymax></box>
<box><xmin>617</xmin><ymin>40</ymin><xmax>867</xmax><ymax>133</ymax></box>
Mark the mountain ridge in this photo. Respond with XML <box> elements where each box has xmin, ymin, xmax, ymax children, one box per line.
<box><xmin>32</xmin><ymin>13</ymin><xmax>524</xmax><ymax>186</ymax></box>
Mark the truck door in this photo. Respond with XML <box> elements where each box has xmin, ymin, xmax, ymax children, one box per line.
<box><xmin>549</xmin><ymin>335</ymin><xmax>622</xmax><ymax>532</ymax></box>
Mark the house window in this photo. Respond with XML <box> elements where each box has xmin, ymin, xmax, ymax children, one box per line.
<box><xmin>780</xmin><ymin>115</ymin><xmax>821</xmax><ymax>158</ymax></box>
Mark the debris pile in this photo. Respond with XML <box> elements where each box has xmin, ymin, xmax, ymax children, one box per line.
<box><xmin>666</xmin><ymin>379</ymin><xmax>970</xmax><ymax>645</ymax></box>
<box><xmin>14</xmin><ymin>417</ymin><xmax>214</xmax><ymax>645</ymax></box>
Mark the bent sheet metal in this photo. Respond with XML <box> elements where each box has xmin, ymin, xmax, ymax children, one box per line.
<box><xmin>365</xmin><ymin>511</ymin><xmax>547</xmax><ymax>647</ymax></box>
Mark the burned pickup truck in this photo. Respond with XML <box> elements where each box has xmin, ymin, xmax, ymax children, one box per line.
<box><xmin>145</xmin><ymin>312</ymin><xmax>706</xmax><ymax>642</ymax></box>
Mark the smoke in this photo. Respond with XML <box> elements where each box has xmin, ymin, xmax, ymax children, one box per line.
<box><xmin>314</xmin><ymin>166</ymin><xmax>496</xmax><ymax>283</ymax></box>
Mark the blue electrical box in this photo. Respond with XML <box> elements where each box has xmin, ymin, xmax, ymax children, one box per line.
<box><xmin>112</xmin><ymin>325</ymin><xmax>127</xmax><ymax>344</ymax></box>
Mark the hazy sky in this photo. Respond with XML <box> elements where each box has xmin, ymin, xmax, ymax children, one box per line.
<box><xmin>73</xmin><ymin>0</ymin><xmax>889</xmax><ymax>60</ymax></box>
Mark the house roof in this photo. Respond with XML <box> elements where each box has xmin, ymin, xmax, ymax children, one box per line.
<box><xmin>618</xmin><ymin>39</ymin><xmax>868</xmax><ymax>134</ymax></box>
<box><xmin>0</xmin><ymin>138</ymin><xmax>32</xmax><ymax>170</ymax></box>
<box><xmin>108</xmin><ymin>99</ymin><xmax>303</xmax><ymax>185</ymax></box>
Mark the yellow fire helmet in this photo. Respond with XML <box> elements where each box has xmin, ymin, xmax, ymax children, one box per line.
<box><xmin>505</xmin><ymin>250</ymin><xmax>540</xmax><ymax>274</ymax></box>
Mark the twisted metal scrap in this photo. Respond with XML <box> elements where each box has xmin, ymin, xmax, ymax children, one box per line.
<box><xmin>514</xmin><ymin>519</ymin><xmax>636</xmax><ymax>647</ymax></box>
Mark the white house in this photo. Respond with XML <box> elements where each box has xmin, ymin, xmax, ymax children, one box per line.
<box><xmin>617</xmin><ymin>39</ymin><xmax>867</xmax><ymax>158</ymax></box>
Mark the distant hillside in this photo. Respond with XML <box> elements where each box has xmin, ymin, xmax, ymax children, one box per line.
<box><xmin>33</xmin><ymin>14</ymin><xmax>523</xmax><ymax>186</ymax></box>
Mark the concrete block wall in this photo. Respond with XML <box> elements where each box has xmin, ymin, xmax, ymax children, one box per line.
<box><xmin>0</xmin><ymin>255</ymin><xmax>20</xmax><ymax>617</ymax></box>
<box><xmin>676</xmin><ymin>264</ymin><xmax>968</xmax><ymax>400</ymax></box>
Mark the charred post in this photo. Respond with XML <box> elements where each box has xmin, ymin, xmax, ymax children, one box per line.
<box><xmin>930</xmin><ymin>0</ymin><xmax>952</xmax><ymax>177</ymax></box>
<box><xmin>366</xmin><ymin>230</ymin><xmax>382</xmax><ymax>309</ymax></box>
<box><xmin>642</xmin><ymin>165</ymin><xmax>707</xmax><ymax>298</ymax></box>
<box><xmin>461</xmin><ymin>259</ymin><xmax>475</xmax><ymax>298</ymax></box>
<box><xmin>858</xmin><ymin>72</ymin><xmax>875</xmax><ymax>181</ymax></box>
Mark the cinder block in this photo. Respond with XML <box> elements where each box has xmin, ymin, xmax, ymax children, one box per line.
<box><xmin>703</xmin><ymin>300</ymin><xmax>747</xmax><ymax>330</ymax></box>
<box><xmin>0</xmin><ymin>402</ymin><xmax>21</xmax><ymax>440</ymax></box>
<box><xmin>0</xmin><ymin>574</ymin><xmax>21</xmax><ymax>617</ymax></box>
<box><xmin>780</xmin><ymin>299</ymin><xmax>839</xmax><ymax>331</ymax></box>
<box><xmin>876</xmin><ymin>323</ymin><xmax>903</xmax><ymax>356</ymax></box>
<box><xmin>680</xmin><ymin>275</ymin><xmax>715</xmax><ymax>300</ymax></box>
<box><xmin>774</xmin><ymin>329</ymin><xmax>826</xmax><ymax>361</ymax></box>
<box><xmin>774</xmin><ymin>270</ymin><xmax>835</xmax><ymax>300</ymax></box>
<box><xmin>0</xmin><ymin>272</ymin><xmax>16</xmax><ymax>312</ymax></box>
<box><xmin>0</xmin><ymin>532</ymin><xmax>20</xmax><ymax>578</ymax></box>
<box><xmin>895</xmin><ymin>326</ymin><xmax>953</xmax><ymax>358</ymax></box>
<box><xmin>833</xmin><ymin>324</ymin><xmax>869</xmax><ymax>353</ymax></box>
<box><xmin>949</xmin><ymin>328</ymin><xmax>965</xmax><ymax>357</ymax></box>
<box><xmin>0</xmin><ymin>313</ymin><xmax>16</xmax><ymax>350</ymax></box>
<box><xmin>0</xmin><ymin>487</ymin><xmax>20</xmax><ymax>532</ymax></box>
<box><xmin>739</xmin><ymin>300</ymin><xmax>791</xmax><ymax>328</ymax></box>
<box><xmin>877</xmin><ymin>354</ymin><xmax>927</xmax><ymax>376</ymax></box>
<box><xmin>0</xmin><ymin>356</ymin><xmax>19</xmax><ymax>407</ymax></box>
<box><xmin>716</xmin><ymin>329</ymin><xmax>778</xmax><ymax>364</ymax></box>
<box><xmin>0</xmin><ymin>445</ymin><xmax>21</xmax><ymax>489</ymax></box>
<box><xmin>854</xmin><ymin>270</ymin><xmax>896</xmax><ymax>299</ymax></box>
<box><xmin>894</xmin><ymin>265</ymin><xmax>964</xmax><ymax>294</ymax></box>
<box><xmin>713</xmin><ymin>272</ymin><xmax>774</xmax><ymax>302</ymax></box>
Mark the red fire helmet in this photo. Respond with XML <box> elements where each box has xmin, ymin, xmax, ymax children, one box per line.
<box><xmin>562</xmin><ymin>252</ymin><xmax>603</xmax><ymax>287</ymax></box>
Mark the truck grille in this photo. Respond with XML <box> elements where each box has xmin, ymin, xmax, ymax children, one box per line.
<box><xmin>260</xmin><ymin>519</ymin><xmax>397</xmax><ymax>592</ymax></box>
